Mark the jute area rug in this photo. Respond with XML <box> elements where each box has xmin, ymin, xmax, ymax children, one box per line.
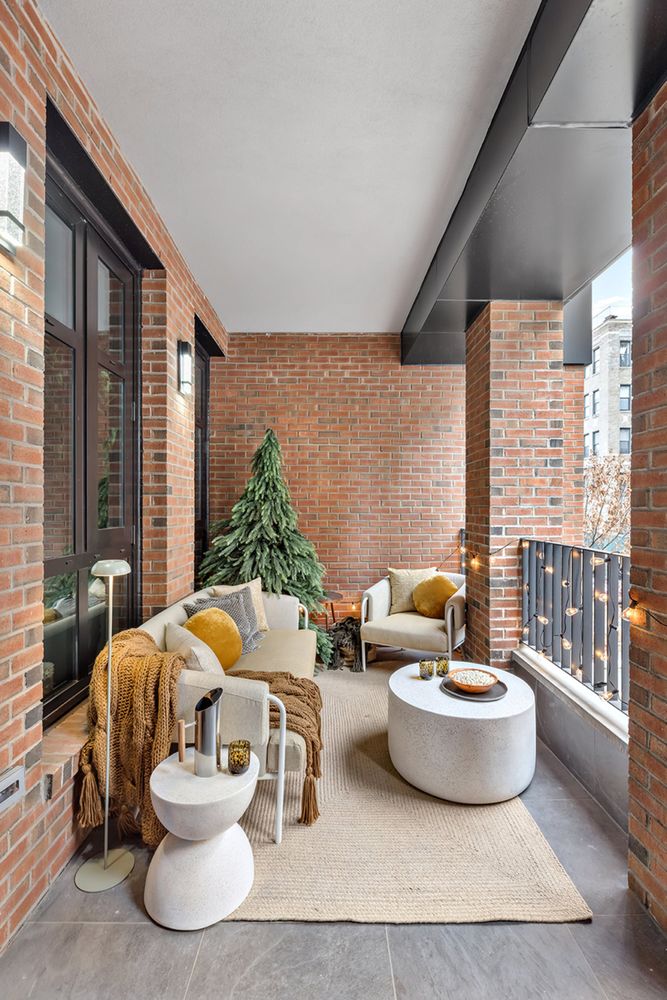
<box><xmin>233</xmin><ymin>662</ymin><xmax>592</xmax><ymax>923</ymax></box>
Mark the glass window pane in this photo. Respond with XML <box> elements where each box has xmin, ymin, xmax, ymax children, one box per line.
<box><xmin>43</xmin><ymin>573</ymin><xmax>77</xmax><ymax>696</ymax></box>
<box><xmin>45</xmin><ymin>204</ymin><xmax>74</xmax><ymax>328</ymax></box>
<box><xmin>97</xmin><ymin>260</ymin><xmax>125</xmax><ymax>362</ymax></box>
<box><xmin>43</xmin><ymin>335</ymin><xmax>74</xmax><ymax>559</ymax></box>
<box><xmin>195</xmin><ymin>426</ymin><xmax>203</xmax><ymax>521</ymax></box>
<box><xmin>98</xmin><ymin>368</ymin><xmax>124</xmax><ymax>528</ymax></box>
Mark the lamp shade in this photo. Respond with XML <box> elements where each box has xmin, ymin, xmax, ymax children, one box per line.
<box><xmin>91</xmin><ymin>559</ymin><xmax>132</xmax><ymax>578</ymax></box>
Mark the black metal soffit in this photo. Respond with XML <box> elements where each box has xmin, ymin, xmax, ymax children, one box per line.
<box><xmin>46</xmin><ymin>101</ymin><xmax>163</xmax><ymax>271</ymax></box>
<box><xmin>401</xmin><ymin>0</ymin><xmax>667</xmax><ymax>365</ymax></box>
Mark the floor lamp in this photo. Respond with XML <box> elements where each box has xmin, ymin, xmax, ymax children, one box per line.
<box><xmin>75</xmin><ymin>559</ymin><xmax>135</xmax><ymax>892</ymax></box>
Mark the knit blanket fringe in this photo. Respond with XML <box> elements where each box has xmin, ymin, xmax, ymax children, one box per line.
<box><xmin>77</xmin><ymin>629</ymin><xmax>185</xmax><ymax>849</ymax></box>
<box><xmin>230</xmin><ymin>669</ymin><xmax>323</xmax><ymax>824</ymax></box>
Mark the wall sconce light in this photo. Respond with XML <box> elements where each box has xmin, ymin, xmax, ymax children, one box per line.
<box><xmin>177</xmin><ymin>340</ymin><xmax>193</xmax><ymax>395</ymax></box>
<box><xmin>0</xmin><ymin>123</ymin><xmax>26</xmax><ymax>252</ymax></box>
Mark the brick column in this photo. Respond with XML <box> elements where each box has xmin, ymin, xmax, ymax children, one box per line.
<box><xmin>627</xmin><ymin>81</ymin><xmax>667</xmax><ymax>931</ymax></box>
<box><xmin>464</xmin><ymin>301</ymin><xmax>566</xmax><ymax>667</ymax></box>
<box><xmin>140</xmin><ymin>270</ymin><xmax>196</xmax><ymax>618</ymax></box>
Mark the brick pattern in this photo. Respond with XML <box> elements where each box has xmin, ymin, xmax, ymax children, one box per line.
<box><xmin>209</xmin><ymin>334</ymin><xmax>465</xmax><ymax>592</ymax></box>
<box><xmin>0</xmin><ymin>0</ymin><xmax>227</xmax><ymax>948</ymax></box>
<box><xmin>627</xmin><ymin>80</ymin><xmax>667</xmax><ymax>932</ymax></box>
<box><xmin>464</xmin><ymin>302</ymin><xmax>567</xmax><ymax>667</ymax></box>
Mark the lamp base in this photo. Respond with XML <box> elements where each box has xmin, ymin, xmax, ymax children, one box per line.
<box><xmin>74</xmin><ymin>847</ymin><xmax>135</xmax><ymax>893</ymax></box>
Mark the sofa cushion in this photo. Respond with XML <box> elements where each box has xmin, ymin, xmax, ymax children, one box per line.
<box><xmin>165</xmin><ymin>622</ymin><xmax>224</xmax><ymax>674</ymax></box>
<box><xmin>229</xmin><ymin>628</ymin><xmax>316</xmax><ymax>679</ymax></box>
<box><xmin>184</xmin><ymin>590</ymin><xmax>263</xmax><ymax>654</ymax></box>
<box><xmin>184</xmin><ymin>608</ymin><xmax>243</xmax><ymax>670</ymax></box>
<box><xmin>266</xmin><ymin>727</ymin><xmax>306</xmax><ymax>773</ymax></box>
<box><xmin>388</xmin><ymin>567</ymin><xmax>436</xmax><ymax>614</ymax></box>
<box><xmin>210</xmin><ymin>578</ymin><xmax>269</xmax><ymax>631</ymax></box>
<box><xmin>360</xmin><ymin>612</ymin><xmax>449</xmax><ymax>654</ymax></box>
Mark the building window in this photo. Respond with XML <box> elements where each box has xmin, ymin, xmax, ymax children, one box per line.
<box><xmin>592</xmin><ymin>389</ymin><xmax>600</xmax><ymax>416</ymax></box>
<box><xmin>592</xmin><ymin>430</ymin><xmax>600</xmax><ymax>456</ymax></box>
<box><xmin>584</xmin><ymin>433</ymin><xmax>590</xmax><ymax>458</ymax></box>
<box><xmin>620</xmin><ymin>384</ymin><xmax>631</xmax><ymax>411</ymax></box>
<box><xmin>584</xmin><ymin>393</ymin><xmax>590</xmax><ymax>419</ymax></box>
<box><xmin>619</xmin><ymin>340</ymin><xmax>631</xmax><ymax>367</ymax></box>
<box><xmin>619</xmin><ymin>427</ymin><xmax>631</xmax><ymax>454</ymax></box>
<box><xmin>592</xmin><ymin>346</ymin><xmax>600</xmax><ymax>374</ymax></box>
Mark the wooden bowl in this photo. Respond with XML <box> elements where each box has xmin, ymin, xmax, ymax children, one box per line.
<box><xmin>449</xmin><ymin>668</ymin><xmax>499</xmax><ymax>694</ymax></box>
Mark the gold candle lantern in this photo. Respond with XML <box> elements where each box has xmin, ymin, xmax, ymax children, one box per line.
<box><xmin>228</xmin><ymin>739</ymin><xmax>251</xmax><ymax>774</ymax></box>
<box><xmin>419</xmin><ymin>659</ymin><xmax>435</xmax><ymax>680</ymax></box>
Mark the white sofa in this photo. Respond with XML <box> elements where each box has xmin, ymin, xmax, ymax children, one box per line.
<box><xmin>360</xmin><ymin>573</ymin><xmax>466</xmax><ymax>670</ymax></box>
<box><xmin>141</xmin><ymin>588</ymin><xmax>317</xmax><ymax>843</ymax></box>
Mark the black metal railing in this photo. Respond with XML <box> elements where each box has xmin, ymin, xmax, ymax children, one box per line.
<box><xmin>520</xmin><ymin>539</ymin><xmax>630</xmax><ymax>714</ymax></box>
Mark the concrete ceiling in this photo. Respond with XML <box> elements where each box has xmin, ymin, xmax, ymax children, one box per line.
<box><xmin>39</xmin><ymin>0</ymin><xmax>541</xmax><ymax>333</ymax></box>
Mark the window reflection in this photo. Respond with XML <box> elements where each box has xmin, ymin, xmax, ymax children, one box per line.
<box><xmin>43</xmin><ymin>573</ymin><xmax>77</xmax><ymax>696</ymax></box>
<box><xmin>44</xmin><ymin>335</ymin><xmax>74</xmax><ymax>559</ymax></box>
<box><xmin>98</xmin><ymin>368</ymin><xmax>124</xmax><ymax>528</ymax></box>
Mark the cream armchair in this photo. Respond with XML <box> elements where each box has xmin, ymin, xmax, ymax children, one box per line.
<box><xmin>360</xmin><ymin>573</ymin><xmax>466</xmax><ymax>670</ymax></box>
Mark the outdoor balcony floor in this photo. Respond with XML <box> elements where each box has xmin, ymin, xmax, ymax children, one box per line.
<box><xmin>0</xmin><ymin>741</ymin><xmax>665</xmax><ymax>999</ymax></box>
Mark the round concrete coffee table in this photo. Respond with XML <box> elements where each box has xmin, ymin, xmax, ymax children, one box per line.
<box><xmin>388</xmin><ymin>662</ymin><xmax>535</xmax><ymax>804</ymax></box>
<box><xmin>144</xmin><ymin>748</ymin><xmax>258</xmax><ymax>930</ymax></box>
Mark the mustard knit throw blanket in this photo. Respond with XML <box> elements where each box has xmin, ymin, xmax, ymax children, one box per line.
<box><xmin>77</xmin><ymin>629</ymin><xmax>185</xmax><ymax>849</ymax></box>
<box><xmin>231</xmin><ymin>669</ymin><xmax>323</xmax><ymax>824</ymax></box>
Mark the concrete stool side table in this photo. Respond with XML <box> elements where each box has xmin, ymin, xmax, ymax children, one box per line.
<box><xmin>388</xmin><ymin>662</ymin><xmax>536</xmax><ymax>804</ymax></box>
<box><xmin>144</xmin><ymin>747</ymin><xmax>259</xmax><ymax>930</ymax></box>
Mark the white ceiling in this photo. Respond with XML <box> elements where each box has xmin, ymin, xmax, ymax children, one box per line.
<box><xmin>39</xmin><ymin>0</ymin><xmax>541</xmax><ymax>333</ymax></box>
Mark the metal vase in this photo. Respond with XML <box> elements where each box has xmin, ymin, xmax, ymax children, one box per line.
<box><xmin>193</xmin><ymin>687</ymin><xmax>223</xmax><ymax>777</ymax></box>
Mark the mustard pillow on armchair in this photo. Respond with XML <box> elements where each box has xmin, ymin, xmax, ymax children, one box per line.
<box><xmin>413</xmin><ymin>574</ymin><xmax>459</xmax><ymax>619</ymax></box>
<box><xmin>183</xmin><ymin>607</ymin><xmax>242</xmax><ymax>671</ymax></box>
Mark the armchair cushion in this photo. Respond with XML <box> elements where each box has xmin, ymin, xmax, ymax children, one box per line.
<box><xmin>413</xmin><ymin>573</ymin><xmax>459</xmax><ymax>618</ymax></box>
<box><xmin>361</xmin><ymin>611</ymin><xmax>451</xmax><ymax>654</ymax></box>
<box><xmin>388</xmin><ymin>567</ymin><xmax>436</xmax><ymax>614</ymax></box>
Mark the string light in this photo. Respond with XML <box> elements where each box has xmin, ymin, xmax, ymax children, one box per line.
<box><xmin>561</xmin><ymin>579</ymin><xmax>569</xmax><ymax>588</ymax></box>
<box><xmin>590</xmin><ymin>555</ymin><xmax>607</xmax><ymax>567</ymax></box>
<box><xmin>561</xmin><ymin>637</ymin><xmax>572</xmax><ymax>650</ymax></box>
<box><xmin>565</xmin><ymin>606</ymin><xmax>579</xmax><ymax>617</ymax></box>
<box><xmin>537</xmin><ymin>615</ymin><xmax>549</xmax><ymax>625</ymax></box>
<box><xmin>622</xmin><ymin>598</ymin><xmax>646</xmax><ymax>626</ymax></box>
<box><xmin>545</xmin><ymin>566</ymin><xmax>554</xmax><ymax>575</ymax></box>
<box><xmin>596</xmin><ymin>592</ymin><xmax>609</xmax><ymax>604</ymax></box>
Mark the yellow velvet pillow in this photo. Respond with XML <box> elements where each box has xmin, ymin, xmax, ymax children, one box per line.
<box><xmin>183</xmin><ymin>608</ymin><xmax>242</xmax><ymax>671</ymax></box>
<box><xmin>413</xmin><ymin>574</ymin><xmax>459</xmax><ymax>619</ymax></box>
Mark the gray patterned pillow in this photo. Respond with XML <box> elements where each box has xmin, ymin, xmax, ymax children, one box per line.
<box><xmin>183</xmin><ymin>588</ymin><xmax>263</xmax><ymax>654</ymax></box>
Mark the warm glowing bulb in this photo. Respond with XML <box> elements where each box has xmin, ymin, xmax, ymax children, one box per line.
<box><xmin>522</xmin><ymin>626</ymin><xmax>530</xmax><ymax>635</ymax></box>
<box><xmin>572</xmin><ymin>550</ymin><xmax>580</xmax><ymax>558</ymax></box>
<box><xmin>545</xmin><ymin>566</ymin><xmax>554</xmax><ymax>575</ymax></box>
<box><xmin>591</xmin><ymin>555</ymin><xmax>606</xmax><ymax>567</ymax></box>
<box><xmin>562</xmin><ymin>579</ymin><xmax>569</xmax><ymax>588</ymax></box>
<box><xmin>562</xmin><ymin>637</ymin><xmax>572</xmax><ymax>650</ymax></box>
<box><xmin>595</xmin><ymin>649</ymin><xmax>608</xmax><ymax>662</ymax></box>
<box><xmin>596</xmin><ymin>592</ymin><xmax>609</xmax><ymax>603</ymax></box>
<box><xmin>522</xmin><ymin>540</ymin><xmax>530</xmax><ymax>549</ymax></box>
<box><xmin>537</xmin><ymin>615</ymin><xmax>549</xmax><ymax>625</ymax></box>
<box><xmin>565</xmin><ymin>606</ymin><xmax>579</xmax><ymax>617</ymax></box>
<box><xmin>537</xmin><ymin>550</ymin><xmax>544</xmax><ymax>559</ymax></box>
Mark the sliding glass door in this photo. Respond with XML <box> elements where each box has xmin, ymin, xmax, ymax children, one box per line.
<box><xmin>43</xmin><ymin>172</ymin><xmax>137</xmax><ymax>725</ymax></box>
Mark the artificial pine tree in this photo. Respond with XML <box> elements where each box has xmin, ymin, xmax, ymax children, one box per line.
<box><xmin>200</xmin><ymin>429</ymin><xmax>333</xmax><ymax>664</ymax></box>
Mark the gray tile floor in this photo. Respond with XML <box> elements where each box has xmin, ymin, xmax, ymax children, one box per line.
<box><xmin>1</xmin><ymin>741</ymin><xmax>665</xmax><ymax>1000</ymax></box>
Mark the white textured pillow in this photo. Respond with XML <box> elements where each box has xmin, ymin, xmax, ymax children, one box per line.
<box><xmin>388</xmin><ymin>567</ymin><xmax>437</xmax><ymax>615</ymax></box>
<box><xmin>209</xmin><ymin>577</ymin><xmax>269</xmax><ymax>631</ymax></box>
<box><xmin>165</xmin><ymin>622</ymin><xmax>224</xmax><ymax>674</ymax></box>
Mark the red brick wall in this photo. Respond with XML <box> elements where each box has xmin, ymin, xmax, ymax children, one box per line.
<box><xmin>0</xmin><ymin>0</ymin><xmax>226</xmax><ymax>948</ymax></box>
<box><xmin>209</xmin><ymin>334</ymin><xmax>465</xmax><ymax>592</ymax></box>
<box><xmin>464</xmin><ymin>302</ymin><xmax>567</xmax><ymax>667</ymax></box>
<box><xmin>627</xmin><ymin>80</ymin><xmax>667</xmax><ymax>932</ymax></box>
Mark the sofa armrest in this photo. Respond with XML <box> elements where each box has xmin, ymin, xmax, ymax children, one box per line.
<box><xmin>262</xmin><ymin>592</ymin><xmax>301</xmax><ymax>630</ymax></box>
<box><xmin>361</xmin><ymin>578</ymin><xmax>391</xmax><ymax>624</ymax></box>
<box><xmin>175</xmin><ymin>670</ymin><xmax>270</xmax><ymax>749</ymax></box>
